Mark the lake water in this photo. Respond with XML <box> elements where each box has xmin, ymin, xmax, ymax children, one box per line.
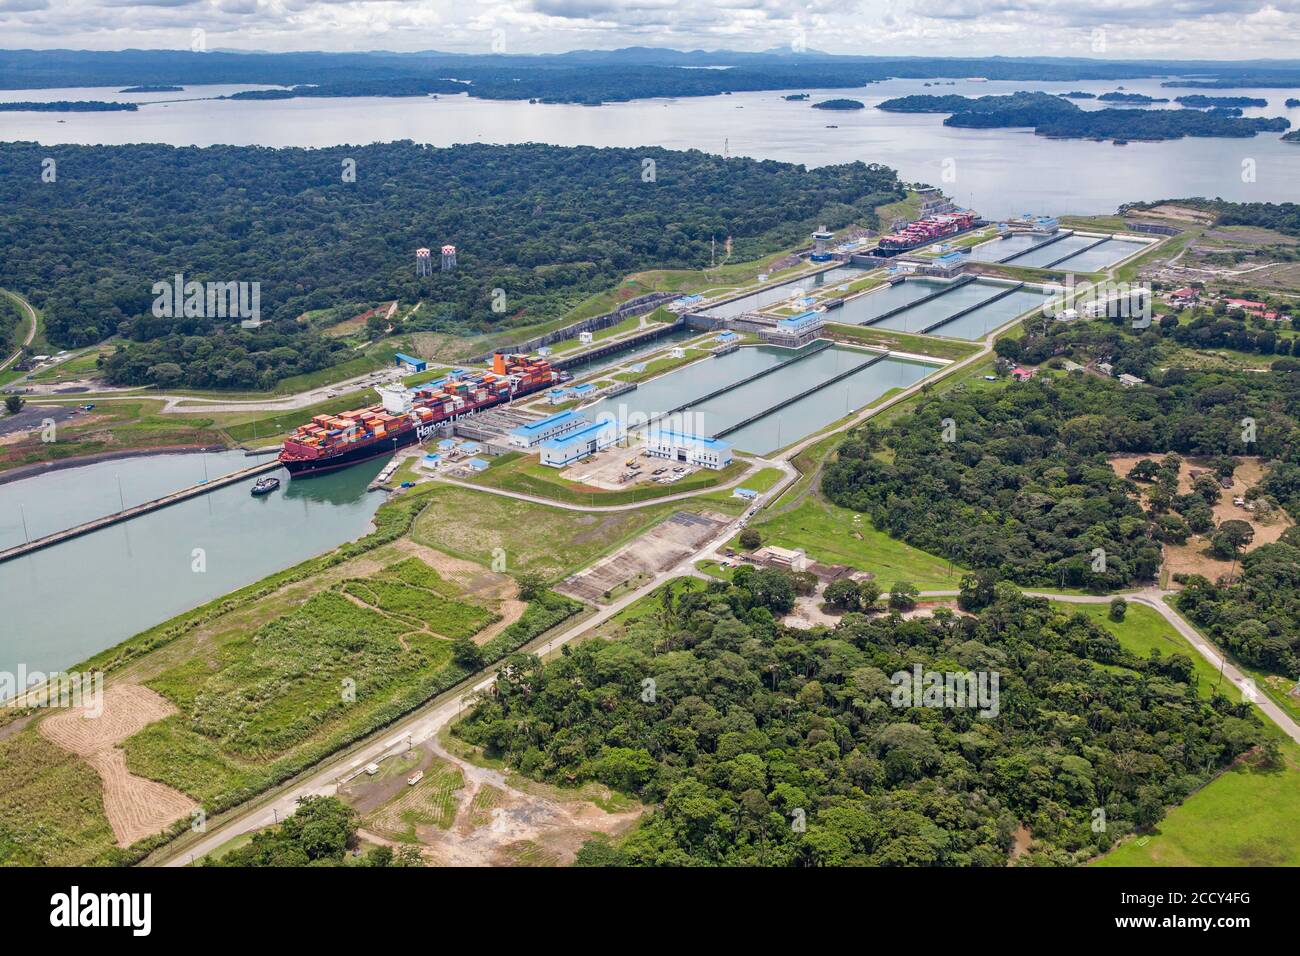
<box><xmin>0</xmin><ymin>452</ymin><xmax>385</xmax><ymax>683</ymax></box>
<box><xmin>4</xmin><ymin>78</ymin><xmax>1298</xmax><ymax>218</ymax></box>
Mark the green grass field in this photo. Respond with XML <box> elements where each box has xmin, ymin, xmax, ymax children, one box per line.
<box><xmin>1065</xmin><ymin>600</ymin><xmax>1300</xmax><ymax>867</ymax></box>
<box><xmin>745</xmin><ymin>496</ymin><xmax>963</xmax><ymax>589</ymax></box>
<box><xmin>410</xmin><ymin>483</ymin><xmax>705</xmax><ymax>581</ymax></box>
<box><xmin>463</xmin><ymin>451</ymin><xmax>747</xmax><ymax>507</ymax></box>
<box><xmin>1096</xmin><ymin>738</ymin><xmax>1300</xmax><ymax>867</ymax></box>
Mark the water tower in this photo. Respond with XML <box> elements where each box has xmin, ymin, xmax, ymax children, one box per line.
<box><xmin>441</xmin><ymin>244</ymin><xmax>457</xmax><ymax>272</ymax></box>
<box><xmin>415</xmin><ymin>247</ymin><xmax>432</xmax><ymax>277</ymax></box>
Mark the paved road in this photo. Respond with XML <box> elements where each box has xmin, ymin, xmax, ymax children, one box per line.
<box><xmin>919</xmin><ymin>586</ymin><xmax>1300</xmax><ymax>746</ymax></box>
<box><xmin>158</xmin><ymin>455</ymin><xmax>797</xmax><ymax>866</ymax></box>
<box><xmin>0</xmin><ymin>289</ymin><xmax>37</xmax><ymax>374</ymax></box>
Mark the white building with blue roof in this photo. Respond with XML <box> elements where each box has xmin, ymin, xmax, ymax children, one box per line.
<box><xmin>539</xmin><ymin>419</ymin><xmax>624</xmax><ymax>468</ymax></box>
<box><xmin>508</xmin><ymin>409</ymin><xmax>588</xmax><ymax>448</ymax></box>
<box><xmin>644</xmin><ymin>430</ymin><xmax>733</xmax><ymax>470</ymax></box>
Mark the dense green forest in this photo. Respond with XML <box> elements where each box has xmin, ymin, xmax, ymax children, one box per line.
<box><xmin>0</xmin><ymin>294</ymin><xmax>22</xmax><ymax>355</ymax></box>
<box><xmin>1175</xmin><ymin>95</ymin><xmax>1269</xmax><ymax>108</ymax></box>
<box><xmin>455</xmin><ymin>573</ymin><xmax>1266</xmax><ymax>866</ymax></box>
<box><xmin>0</xmin><ymin>141</ymin><xmax>900</xmax><ymax>389</ymax></box>
<box><xmin>6</xmin><ymin>49</ymin><xmax>1276</xmax><ymax>98</ymax></box>
<box><xmin>877</xmin><ymin>92</ymin><xmax>1291</xmax><ymax>141</ymax></box>
<box><xmin>1097</xmin><ymin>92</ymin><xmax>1167</xmax><ymax>104</ymax></box>
<box><xmin>1177</xmin><ymin>528</ymin><xmax>1300</xmax><ymax>679</ymax></box>
<box><xmin>822</xmin><ymin>371</ymin><xmax>1299</xmax><ymax>590</ymax></box>
<box><xmin>0</xmin><ymin>101</ymin><xmax>136</xmax><ymax>112</ymax></box>
<box><xmin>812</xmin><ymin>99</ymin><xmax>865</xmax><ymax>111</ymax></box>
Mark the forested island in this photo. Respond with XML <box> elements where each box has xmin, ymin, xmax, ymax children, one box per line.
<box><xmin>1289</xmin><ymin>98</ymin><xmax>1300</xmax><ymax>108</ymax></box>
<box><xmin>783</xmin><ymin>93</ymin><xmax>810</xmax><ymax>101</ymax></box>
<box><xmin>454</xmin><ymin>569</ymin><xmax>1268</xmax><ymax>865</ymax></box>
<box><xmin>0</xmin><ymin>140</ymin><xmax>902</xmax><ymax>389</ymax></box>
<box><xmin>1175</xmin><ymin>95</ymin><xmax>1268</xmax><ymax>108</ymax></box>
<box><xmin>0</xmin><ymin>100</ymin><xmax>137</xmax><ymax>112</ymax></box>
<box><xmin>877</xmin><ymin>91</ymin><xmax>1291</xmax><ymax>141</ymax></box>
<box><xmin>6</xmin><ymin>48</ymin><xmax>1300</xmax><ymax>106</ymax></box>
<box><xmin>1097</xmin><ymin>92</ymin><xmax>1168</xmax><ymax>104</ymax></box>
<box><xmin>119</xmin><ymin>85</ymin><xmax>183</xmax><ymax>93</ymax></box>
<box><xmin>1062</xmin><ymin>91</ymin><xmax>1096</xmax><ymax>99</ymax></box>
<box><xmin>812</xmin><ymin>98</ymin><xmax>865</xmax><ymax>110</ymax></box>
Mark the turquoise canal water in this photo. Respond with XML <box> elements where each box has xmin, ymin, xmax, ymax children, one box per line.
<box><xmin>969</xmin><ymin>233</ymin><xmax>1042</xmax><ymax>262</ymax></box>
<box><xmin>1005</xmin><ymin>233</ymin><xmax>1100</xmax><ymax>269</ymax></box>
<box><xmin>586</xmin><ymin>342</ymin><xmax>937</xmax><ymax>454</ymax></box>
<box><xmin>837</xmin><ymin>278</ymin><xmax>1042</xmax><ymax>339</ymax></box>
<box><xmin>1049</xmin><ymin>237</ymin><xmax>1144</xmax><ymax>272</ymax></box>
<box><xmin>0</xmin><ymin>453</ymin><xmax>385</xmax><ymax>684</ymax></box>
<box><xmin>703</xmin><ymin>265</ymin><xmax>865</xmax><ymax>319</ymax></box>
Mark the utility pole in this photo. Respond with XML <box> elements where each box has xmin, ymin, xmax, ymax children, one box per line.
<box><xmin>19</xmin><ymin>504</ymin><xmax>29</xmax><ymax>544</ymax></box>
<box><xmin>116</xmin><ymin>475</ymin><xmax>125</xmax><ymax>513</ymax></box>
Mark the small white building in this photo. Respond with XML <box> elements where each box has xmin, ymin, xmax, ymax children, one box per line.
<box><xmin>578</xmin><ymin>331</ymin><xmax>594</xmax><ymax>345</ymax></box>
<box><xmin>670</xmin><ymin>346</ymin><xmax>686</xmax><ymax>359</ymax></box>
<box><xmin>1097</xmin><ymin>362</ymin><xmax>1114</xmax><ymax>377</ymax></box>
<box><xmin>1118</xmin><ymin>373</ymin><xmax>1144</xmax><ymax>387</ymax></box>
<box><xmin>644</xmin><ymin>430</ymin><xmax>733</xmax><ymax>471</ymax></box>
<box><xmin>508</xmin><ymin>410</ymin><xmax>587</xmax><ymax>448</ymax></box>
<box><xmin>759</xmin><ymin>546</ymin><xmax>807</xmax><ymax>572</ymax></box>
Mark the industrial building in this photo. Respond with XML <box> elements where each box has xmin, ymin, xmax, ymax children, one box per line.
<box><xmin>539</xmin><ymin>419</ymin><xmax>624</xmax><ymax>468</ymax></box>
<box><xmin>765</xmin><ymin>310</ymin><xmax>825</xmax><ymax>348</ymax></box>
<box><xmin>508</xmin><ymin>410</ymin><xmax>588</xmax><ymax>448</ymax></box>
<box><xmin>394</xmin><ymin>352</ymin><xmax>427</xmax><ymax>373</ymax></box>
<box><xmin>644</xmin><ymin>430</ymin><xmax>734</xmax><ymax>470</ymax></box>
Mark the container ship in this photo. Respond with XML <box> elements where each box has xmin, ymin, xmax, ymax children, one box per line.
<box><xmin>279</xmin><ymin>353</ymin><xmax>559</xmax><ymax>476</ymax></box>
<box><xmin>877</xmin><ymin>211</ymin><xmax>979</xmax><ymax>252</ymax></box>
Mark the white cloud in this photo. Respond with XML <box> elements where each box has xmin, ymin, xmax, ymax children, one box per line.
<box><xmin>1</xmin><ymin>0</ymin><xmax>1299</xmax><ymax>57</ymax></box>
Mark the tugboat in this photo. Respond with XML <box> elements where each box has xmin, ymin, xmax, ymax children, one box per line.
<box><xmin>250</xmin><ymin>475</ymin><xmax>281</xmax><ymax>497</ymax></box>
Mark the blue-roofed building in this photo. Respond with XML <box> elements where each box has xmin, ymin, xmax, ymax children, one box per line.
<box><xmin>421</xmin><ymin>453</ymin><xmax>441</xmax><ymax>470</ymax></box>
<box><xmin>733</xmin><ymin>487</ymin><xmax>758</xmax><ymax>500</ymax></box>
<box><xmin>466</xmin><ymin>458</ymin><xmax>490</xmax><ymax>472</ymax></box>
<box><xmin>459</xmin><ymin>441</ymin><xmax>483</xmax><ymax>456</ymax></box>
<box><xmin>539</xmin><ymin>419</ymin><xmax>623</xmax><ymax>468</ymax></box>
<box><xmin>395</xmin><ymin>352</ymin><xmax>427</xmax><ymax>373</ymax></box>
<box><xmin>508</xmin><ymin>410</ymin><xmax>588</xmax><ymax>448</ymax></box>
<box><xmin>547</xmin><ymin>387</ymin><xmax>569</xmax><ymax>405</ymax></box>
<box><xmin>437</xmin><ymin>438</ymin><xmax>457</xmax><ymax>452</ymax></box>
<box><xmin>717</xmin><ymin>330</ymin><xmax>738</xmax><ymax>343</ymax></box>
<box><xmin>645</xmin><ymin>430</ymin><xmax>733</xmax><ymax>470</ymax></box>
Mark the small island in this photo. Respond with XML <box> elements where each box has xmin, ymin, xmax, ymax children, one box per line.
<box><xmin>1284</xmin><ymin>129</ymin><xmax>1300</xmax><ymax>143</ymax></box>
<box><xmin>783</xmin><ymin>93</ymin><xmax>809</xmax><ymax>101</ymax></box>
<box><xmin>1062</xmin><ymin>91</ymin><xmax>1097</xmax><ymax>99</ymax></box>
<box><xmin>811</xmin><ymin>98</ymin><xmax>865</xmax><ymax>111</ymax></box>
<box><xmin>1176</xmin><ymin>94</ymin><xmax>1268</xmax><ymax>108</ymax></box>
<box><xmin>223</xmin><ymin>89</ymin><xmax>297</xmax><ymax>100</ymax></box>
<box><xmin>119</xmin><ymin>85</ymin><xmax>183</xmax><ymax>94</ymax></box>
<box><xmin>1097</xmin><ymin>91</ymin><xmax>1169</xmax><ymax>104</ymax></box>
<box><xmin>0</xmin><ymin>100</ymin><xmax>138</xmax><ymax>112</ymax></box>
<box><xmin>1287</xmin><ymin>98</ymin><xmax>1300</xmax><ymax>108</ymax></box>
<box><xmin>876</xmin><ymin>91</ymin><xmax>1291</xmax><ymax>141</ymax></box>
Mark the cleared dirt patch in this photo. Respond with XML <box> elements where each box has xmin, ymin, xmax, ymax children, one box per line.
<box><xmin>39</xmin><ymin>684</ymin><xmax>198</xmax><ymax>846</ymax></box>
<box><xmin>558</xmin><ymin>510</ymin><xmax>729</xmax><ymax>603</ymax></box>
<box><xmin>1108</xmin><ymin>454</ymin><xmax>1292</xmax><ymax>584</ymax></box>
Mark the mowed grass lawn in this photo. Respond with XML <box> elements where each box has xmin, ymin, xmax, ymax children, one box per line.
<box><xmin>1095</xmin><ymin>738</ymin><xmax>1300</xmax><ymax>867</ymax></box>
<box><xmin>1066</xmin><ymin>601</ymin><xmax>1300</xmax><ymax>867</ymax></box>
<box><xmin>745</xmin><ymin>497</ymin><xmax>963</xmax><ymax>589</ymax></box>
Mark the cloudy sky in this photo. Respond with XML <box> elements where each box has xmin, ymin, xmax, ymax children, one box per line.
<box><xmin>2</xmin><ymin>0</ymin><xmax>1299</xmax><ymax>59</ymax></box>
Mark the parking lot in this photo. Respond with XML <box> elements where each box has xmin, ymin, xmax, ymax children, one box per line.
<box><xmin>560</xmin><ymin>443</ymin><xmax>698</xmax><ymax>491</ymax></box>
